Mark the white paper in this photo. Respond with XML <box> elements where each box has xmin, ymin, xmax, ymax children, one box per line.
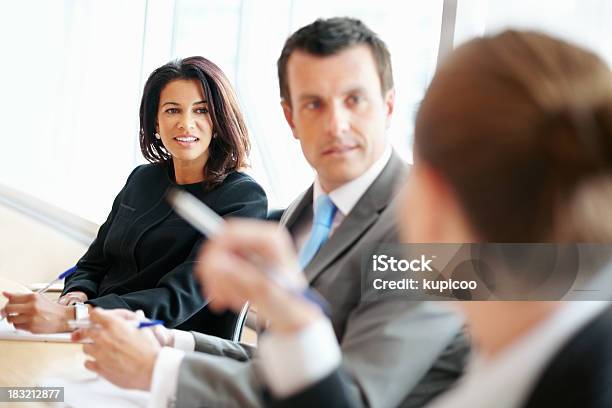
<box><xmin>0</xmin><ymin>318</ymin><xmax>74</xmax><ymax>342</ymax></box>
<box><xmin>42</xmin><ymin>376</ymin><xmax>150</xmax><ymax>408</ymax></box>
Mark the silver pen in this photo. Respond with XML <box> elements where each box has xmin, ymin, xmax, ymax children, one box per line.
<box><xmin>166</xmin><ymin>188</ymin><xmax>330</xmax><ymax>315</ymax></box>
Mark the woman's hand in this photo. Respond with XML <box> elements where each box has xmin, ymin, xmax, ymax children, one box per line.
<box><xmin>58</xmin><ymin>291</ymin><xmax>88</xmax><ymax>306</ymax></box>
<box><xmin>1</xmin><ymin>291</ymin><xmax>74</xmax><ymax>333</ymax></box>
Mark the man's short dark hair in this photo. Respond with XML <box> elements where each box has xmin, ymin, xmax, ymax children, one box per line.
<box><xmin>277</xmin><ymin>17</ymin><xmax>393</xmax><ymax>104</ymax></box>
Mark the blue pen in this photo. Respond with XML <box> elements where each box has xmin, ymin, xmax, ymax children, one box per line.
<box><xmin>136</xmin><ymin>319</ymin><xmax>165</xmax><ymax>329</ymax></box>
<box><xmin>38</xmin><ymin>265</ymin><xmax>78</xmax><ymax>296</ymax></box>
<box><xmin>67</xmin><ymin>319</ymin><xmax>165</xmax><ymax>330</ymax></box>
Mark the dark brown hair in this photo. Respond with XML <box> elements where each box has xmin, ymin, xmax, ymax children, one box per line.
<box><xmin>277</xmin><ymin>17</ymin><xmax>393</xmax><ymax>104</ymax></box>
<box><xmin>139</xmin><ymin>56</ymin><xmax>250</xmax><ymax>190</ymax></box>
<box><xmin>415</xmin><ymin>30</ymin><xmax>612</xmax><ymax>242</ymax></box>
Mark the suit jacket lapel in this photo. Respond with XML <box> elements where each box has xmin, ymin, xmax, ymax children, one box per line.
<box><xmin>304</xmin><ymin>201</ymin><xmax>378</xmax><ymax>283</ymax></box>
<box><xmin>304</xmin><ymin>153</ymin><xmax>408</xmax><ymax>284</ymax></box>
<box><xmin>280</xmin><ymin>186</ymin><xmax>313</xmax><ymax>235</ymax></box>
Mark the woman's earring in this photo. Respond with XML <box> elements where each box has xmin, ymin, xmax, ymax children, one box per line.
<box><xmin>155</xmin><ymin>132</ymin><xmax>161</xmax><ymax>140</ymax></box>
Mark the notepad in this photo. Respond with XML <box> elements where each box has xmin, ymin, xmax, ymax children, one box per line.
<box><xmin>0</xmin><ymin>277</ymin><xmax>67</xmax><ymax>341</ymax></box>
<box><xmin>0</xmin><ymin>318</ymin><xmax>76</xmax><ymax>342</ymax></box>
<box><xmin>0</xmin><ymin>277</ymin><xmax>90</xmax><ymax>342</ymax></box>
<box><xmin>42</xmin><ymin>376</ymin><xmax>149</xmax><ymax>408</ymax></box>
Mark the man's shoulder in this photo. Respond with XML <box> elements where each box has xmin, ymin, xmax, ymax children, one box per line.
<box><xmin>524</xmin><ymin>305</ymin><xmax>612</xmax><ymax>408</ymax></box>
<box><xmin>280</xmin><ymin>186</ymin><xmax>313</xmax><ymax>226</ymax></box>
<box><xmin>351</xmin><ymin>152</ymin><xmax>409</xmax><ymax>218</ymax></box>
<box><xmin>367</xmin><ymin>151</ymin><xmax>410</xmax><ymax>196</ymax></box>
<box><xmin>281</xmin><ymin>152</ymin><xmax>409</xmax><ymax>228</ymax></box>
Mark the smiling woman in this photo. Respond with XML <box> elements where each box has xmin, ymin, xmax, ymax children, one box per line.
<box><xmin>0</xmin><ymin>56</ymin><xmax>268</xmax><ymax>337</ymax></box>
<box><xmin>140</xmin><ymin>57</ymin><xmax>252</xmax><ymax>188</ymax></box>
<box><xmin>155</xmin><ymin>78</ymin><xmax>215</xmax><ymax>184</ymax></box>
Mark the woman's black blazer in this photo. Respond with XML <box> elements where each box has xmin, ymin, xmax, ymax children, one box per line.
<box><xmin>62</xmin><ymin>163</ymin><xmax>267</xmax><ymax>334</ymax></box>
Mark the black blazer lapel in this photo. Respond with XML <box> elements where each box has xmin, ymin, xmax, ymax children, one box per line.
<box><xmin>120</xmin><ymin>166</ymin><xmax>174</xmax><ymax>274</ymax></box>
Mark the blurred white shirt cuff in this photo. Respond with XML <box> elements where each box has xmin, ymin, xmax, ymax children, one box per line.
<box><xmin>148</xmin><ymin>347</ymin><xmax>185</xmax><ymax>408</ymax></box>
<box><xmin>172</xmin><ymin>329</ymin><xmax>195</xmax><ymax>351</ymax></box>
<box><xmin>258</xmin><ymin>318</ymin><xmax>341</xmax><ymax>398</ymax></box>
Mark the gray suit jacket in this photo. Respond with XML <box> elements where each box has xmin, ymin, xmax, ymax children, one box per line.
<box><xmin>175</xmin><ymin>152</ymin><xmax>469</xmax><ymax>407</ymax></box>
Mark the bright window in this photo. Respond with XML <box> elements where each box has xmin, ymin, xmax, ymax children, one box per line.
<box><xmin>454</xmin><ymin>0</ymin><xmax>612</xmax><ymax>65</ymax></box>
<box><xmin>2</xmin><ymin>1</ymin><xmax>609</xmax><ymax>224</ymax></box>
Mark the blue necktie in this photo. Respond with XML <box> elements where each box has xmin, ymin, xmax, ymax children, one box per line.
<box><xmin>299</xmin><ymin>195</ymin><xmax>338</xmax><ymax>268</ymax></box>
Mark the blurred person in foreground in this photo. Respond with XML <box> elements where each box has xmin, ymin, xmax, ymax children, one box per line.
<box><xmin>196</xmin><ymin>30</ymin><xmax>612</xmax><ymax>407</ymax></box>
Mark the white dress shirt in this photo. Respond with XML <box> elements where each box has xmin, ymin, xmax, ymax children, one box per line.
<box><xmin>293</xmin><ymin>145</ymin><xmax>393</xmax><ymax>249</ymax></box>
<box><xmin>428</xmin><ymin>301</ymin><xmax>610</xmax><ymax>408</ymax></box>
<box><xmin>148</xmin><ymin>145</ymin><xmax>393</xmax><ymax>407</ymax></box>
<box><xmin>148</xmin><ymin>330</ymin><xmax>194</xmax><ymax>408</ymax></box>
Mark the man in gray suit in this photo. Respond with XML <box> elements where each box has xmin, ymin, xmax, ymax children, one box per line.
<box><xmin>77</xmin><ymin>17</ymin><xmax>468</xmax><ymax>408</ymax></box>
